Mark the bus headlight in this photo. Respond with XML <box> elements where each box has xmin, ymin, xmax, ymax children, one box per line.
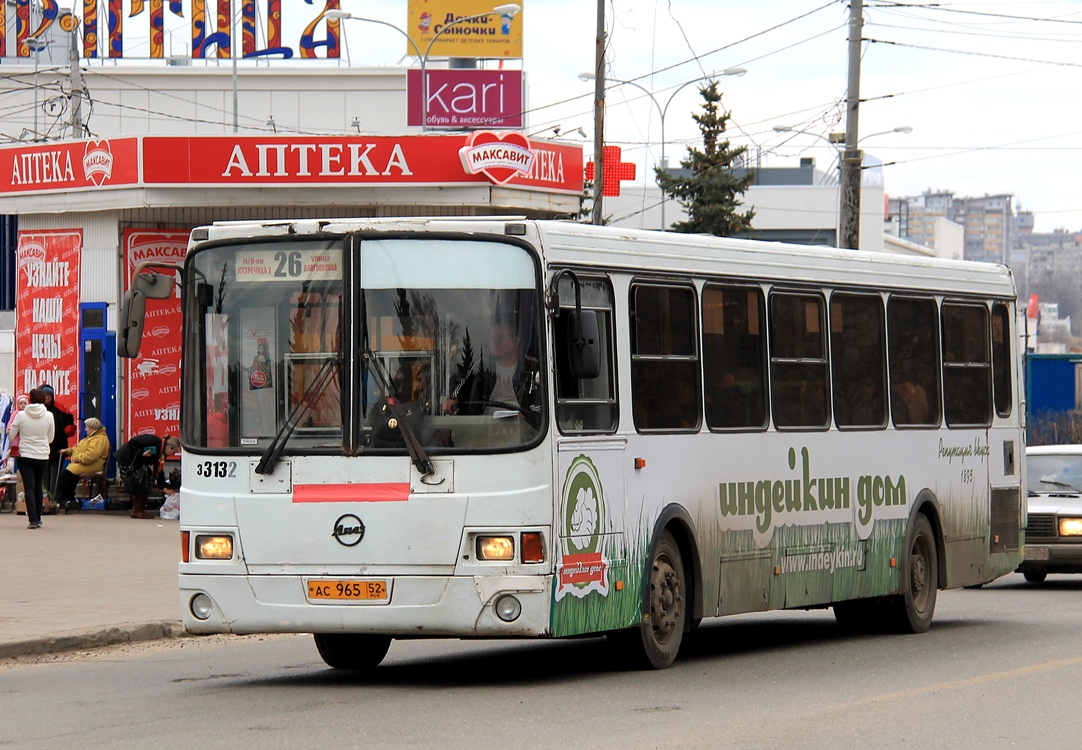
<box><xmin>495</xmin><ymin>595</ymin><xmax>522</xmax><ymax>622</ymax></box>
<box><xmin>1059</xmin><ymin>518</ymin><xmax>1082</xmax><ymax>536</ymax></box>
<box><xmin>477</xmin><ymin>536</ymin><xmax>514</xmax><ymax>561</ymax></box>
<box><xmin>195</xmin><ymin>534</ymin><xmax>234</xmax><ymax>560</ymax></box>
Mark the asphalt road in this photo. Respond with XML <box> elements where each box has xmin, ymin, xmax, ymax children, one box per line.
<box><xmin>3</xmin><ymin>572</ymin><xmax>1079</xmax><ymax>750</ymax></box>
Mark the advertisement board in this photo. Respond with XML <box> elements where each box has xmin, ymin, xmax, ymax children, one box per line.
<box><xmin>406</xmin><ymin>0</ymin><xmax>523</xmax><ymax>59</ymax></box>
<box><xmin>15</xmin><ymin>229</ymin><xmax>82</xmax><ymax>421</ymax></box>
<box><xmin>0</xmin><ymin>133</ymin><xmax>583</xmax><ymax>196</ymax></box>
<box><xmin>2</xmin><ymin>0</ymin><xmax>342</xmax><ymax>60</ymax></box>
<box><xmin>123</xmin><ymin>229</ymin><xmax>189</xmax><ymax>440</ymax></box>
<box><xmin>407</xmin><ymin>69</ymin><xmax>524</xmax><ymax>128</ymax></box>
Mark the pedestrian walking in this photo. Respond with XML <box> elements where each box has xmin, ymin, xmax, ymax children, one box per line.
<box><xmin>3</xmin><ymin>388</ymin><xmax>55</xmax><ymax>528</ymax></box>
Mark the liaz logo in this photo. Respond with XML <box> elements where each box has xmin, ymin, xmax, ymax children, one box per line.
<box><xmin>83</xmin><ymin>140</ymin><xmax>114</xmax><ymax>186</ymax></box>
<box><xmin>332</xmin><ymin>514</ymin><xmax>365</xmax><ymax>547</ymax></box>
<box><xmin>555</xmin><ymin>454</ymin><xmax>609</xmax><ymax>601</ymax></box>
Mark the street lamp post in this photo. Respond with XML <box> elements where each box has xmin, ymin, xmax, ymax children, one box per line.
<box><xmin>580</xmin><ymin>67</ymin><xmax>746</xmax><ymax>230</ymax></box>
<box><xmin>329</xmin><ymin>5</ymin><xmax>520</xmax><ymax>132</ymax></box>
<box><xmin>773</xmin><ymin>125</ymin><xmax>912</xmax><ymax>248</ymax></box>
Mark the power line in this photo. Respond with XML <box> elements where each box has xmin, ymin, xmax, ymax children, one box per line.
<box><xmin>868</xmin><ymin>1</ymin><xmax>1082</xmax><ymax>26</ymax></box>
<box><xmin>866</xmin><ymin>35</ymin><xmax>1082</xmax><ymax>66</ymax></box>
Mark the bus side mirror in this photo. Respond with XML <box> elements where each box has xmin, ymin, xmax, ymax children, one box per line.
<box><xmin>132</xmin><ymin>270</ymin><xmax>176</xmax><ymax>300</ymax></box>
<box><xmin>566</xmin><ymin>309</ymin><xmax>600</xmax><ymax>379</ymax></box>
<box><xmin>118</xmin><ymin>290</ymin><xmax>146</xmax><ymax>358</ymax></box>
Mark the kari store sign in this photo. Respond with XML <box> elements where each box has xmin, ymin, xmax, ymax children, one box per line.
<box><xmin>407</xmin><ymin>69</ymin><xmax>524</xmax><ymax>129</ymax></box>
<box><xmin>124</xmin><ymin>229</ymin><xmax>188</xmax><ymax>440</ymax></box>
<box><xmin>15</xmin><ymin>230</ymin><xmax>81</xmax><ymax>417</ymax></box>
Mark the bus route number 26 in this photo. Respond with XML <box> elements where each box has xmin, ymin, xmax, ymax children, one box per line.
<box><xmin>196</xmin><ymin>460</ymin><xmax>237</xmax><ymax>478</ymax></box>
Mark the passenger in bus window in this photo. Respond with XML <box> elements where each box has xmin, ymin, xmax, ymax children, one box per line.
<box><xmin>707</xmin><ymin>372</ymin><xmax>745</xmax><ymax>427</ymax></box>
<box><xmin>443</xmin><ymin>317</ymin><xmax>540</xmax><ymax>428</ymax></box>
<box><xmin>893</xmin><ymin>381</ymin><xmax>930</xmax><ymax>424</ymax></box>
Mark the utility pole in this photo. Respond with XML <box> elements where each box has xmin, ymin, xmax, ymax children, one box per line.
<box><xmin>590</xmin><ymin>0</ymin><xmax>605</xmax><ymax>225</ymax></box>
<box><xmin>232</xmin><ymin>0</ymin><xmax>239</xmax><ymax>133</ymax></box>
<box><xmin>839</xmin><ymin>0</ymin><xmax>863</xmax><ymax>250</ymax></box>
<box><xmin>68</xmin><ymin>24</ymin><xmax>85</xmax><ymax>137</ymax></box>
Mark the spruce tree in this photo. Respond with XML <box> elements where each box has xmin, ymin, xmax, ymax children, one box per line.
<box><xmin>655</xmin><ymin>80</ymin><xmax>754</xmax><ymax>236</ymax></box>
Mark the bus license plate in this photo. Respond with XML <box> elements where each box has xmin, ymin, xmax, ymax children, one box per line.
<box><xmin>1024</xmin><ymin>546</ymin><xmax>1050</xmax><ymax>561</ymax></box>
<box><xmin>306</xmin><ymin>579</ymin><xmax>389</xmax><ymax>603</ymax></box>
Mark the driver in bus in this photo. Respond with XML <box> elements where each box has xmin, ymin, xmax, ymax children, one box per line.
<box><xmin>443</xmin><ymin>316</ymin><xmax>541</xmax><ymax>429</ymax></box>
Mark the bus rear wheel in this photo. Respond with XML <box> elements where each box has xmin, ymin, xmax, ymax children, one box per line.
<box><xmin>889</xmin><ymin>514</ymin><xmax>938</xmax><ymax>633</ymax></box>
<box><xmin>623</xmin><ymin>530</ymin><xmax>687</xmax><ymax>669</ymax></box>
<box><xmin>313</xmin><ymin>633</ymin><xmax>392</xmax><ymax>671</ymax></box>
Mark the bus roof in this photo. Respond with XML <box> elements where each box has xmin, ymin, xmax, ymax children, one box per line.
<box><xmin>191</xmin><ymin>217</ymin><xmax>1016</xmax><ymax>299</ymax></box>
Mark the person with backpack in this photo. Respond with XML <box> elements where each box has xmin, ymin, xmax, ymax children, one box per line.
<box><xmin>114</xmin><ymin>434</ymin><xmax>179</xmax><ymax>518</ymax></box>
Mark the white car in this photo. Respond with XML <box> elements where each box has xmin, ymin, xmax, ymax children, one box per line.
<box><xmin>1021</xmin><ymin>445</ymin><xmax>1082</xmax><ymax>583</ymax></box>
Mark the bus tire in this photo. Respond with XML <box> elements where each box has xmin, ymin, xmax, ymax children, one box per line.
<box><xmin>313</xmin><ymin>633</ymin><xmax>392</xmax><ymax>671</ymax></box>
<box><xmin>626</xmin><ymin>530</ymin><xmax>687</xmax><ymax>669</ymax></box>
<box><xmin>1023</xmin><ymin>570</ymin><xmax>1047</xmax><ymax>584</ymax></box>
<box><xmin>889</xmin><ymin>514</ymin><xmax>938</xmax><ymax>634</ymax></box>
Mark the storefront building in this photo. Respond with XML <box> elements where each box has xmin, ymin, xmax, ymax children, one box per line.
<box><xmin>0</xmin><ymin>0</ymin><xmax>593</xmax><ymax>459</ymax></box>
<box><xmin>0</xmin><ymin>132</ymin><xmax>582</xmax><ymax>456</ymax></box>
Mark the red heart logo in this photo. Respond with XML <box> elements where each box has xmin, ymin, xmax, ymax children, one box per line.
<box><xmin>83</xmin><ymin>139</ymin><xmax>114</xmax><ymax>186</ymax></box>
<box><xmin>459</xmin><ymin>131</ymin><xmax>535</xmax><ymax>185</ymax></box>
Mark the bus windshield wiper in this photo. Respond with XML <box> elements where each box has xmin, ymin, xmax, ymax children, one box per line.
<box><xmin>255</xmin><ymin>354</ymin><xmax>340</xmax><ymax>475</ymax></box>
<box><xmin>365</xmin><ymin>349</ymin><xmax>435</xmax><ymax>477</ymax></box>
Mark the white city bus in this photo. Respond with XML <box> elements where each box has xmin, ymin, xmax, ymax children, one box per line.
<box><xmin>121</xmin><ymin>218</ymin><xmax>1025</xmax><ymax>670</ymax></box>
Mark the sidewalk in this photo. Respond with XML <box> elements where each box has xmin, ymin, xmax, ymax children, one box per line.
<box><xmin>0</xmin><ymin>509</ymin><xmax>185</xmax><ymax>659</ymax></box>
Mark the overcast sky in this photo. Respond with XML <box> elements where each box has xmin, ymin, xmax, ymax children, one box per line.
<box><xmin>163</xmin><ymin>0</ymin><xmax>1082</xmax><ymax>233</ymax></box>
<box><xmin>516</xmin><ymin>0</ymin><xmax>1082</xmax><ymax>234</ymax></box>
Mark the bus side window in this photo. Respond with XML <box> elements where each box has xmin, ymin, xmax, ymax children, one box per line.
<box><xmin>770</xmin><ymin>292</ymin><xmax>830</xmax><ymax>429</ymax></box>
<box><xmin>555</xmin><ymin>276</ymin><xmax>618</xmax><ymax>434</ymax></box>
<box><xmin>703</xmin><ymin>284</ymin><xmax>767</xmax><ymax>430</ymax></box>
<box><xmin>630</xmin><ymin>283</ymin><xmax>701</xmax><ymax>432</ymax></box>
<box><xmin>888</xmin><ymin>297</ymin><xmax>942</xmax><ymax>428</ymax></box>
<box><xmin>991</xmin><ymin>302</ymin><xmax>1013</xmax><ymax>418</ymax></box>
<box><xmin>942</xmin><ymin>302</ymin><xmax>992</xmax><ymax>427</ymax></box>
<box><xmin>830</xmin><ymin>293</ymin><xmax>887</xmax><ymax>429</ymax></box>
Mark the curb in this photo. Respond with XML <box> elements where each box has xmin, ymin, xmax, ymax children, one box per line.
<box><xmin>0</xmin><ymin>620</ymin><xmax>187</xmax><ymax>659</ymax></box>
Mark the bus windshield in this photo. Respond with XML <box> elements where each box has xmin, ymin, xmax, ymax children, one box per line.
<box><xmin>182</xmin><ymin>236</ymin><xmax>543</xmax><ymax>454</ymax></box>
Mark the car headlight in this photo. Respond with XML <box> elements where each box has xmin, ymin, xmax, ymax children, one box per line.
<box><xmin>1059</xmin><ymin>518</ymin><xmax>1082</xmax><ymax>537</ymax></box>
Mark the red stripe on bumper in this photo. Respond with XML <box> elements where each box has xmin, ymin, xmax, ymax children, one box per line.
<box><xmin>292</xmin><ymin>483</ymin><xmax>410</xmax><ymax>503</ymax></box>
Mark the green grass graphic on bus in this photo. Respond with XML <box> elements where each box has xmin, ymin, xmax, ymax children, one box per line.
<box><xmin>552</xmin><ymin>454</ymin><xmax>643</xmax><ymax>637</ymax></box>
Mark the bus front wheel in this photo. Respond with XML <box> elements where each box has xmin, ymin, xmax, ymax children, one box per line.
<box><xmin>618</xmin><ymin>530</ymin><xmax>687</xmax><ymax>669</ymax></box>
<box><xmin>313</xmin><ymin>633</ymin><xmax>392</xmax><ymax>671</ymax></box>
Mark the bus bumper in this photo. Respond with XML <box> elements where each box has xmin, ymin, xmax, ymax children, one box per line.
<box><xmin>178</xmin><ymin>573</ymin><xmax>553</xmax><ymax>637</ymax></box>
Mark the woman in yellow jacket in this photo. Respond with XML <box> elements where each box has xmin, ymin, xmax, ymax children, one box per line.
<box><xmin>54</xmin><ymin>418</ymin><xmax>111</xmax><ymax>511</ymax></box>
